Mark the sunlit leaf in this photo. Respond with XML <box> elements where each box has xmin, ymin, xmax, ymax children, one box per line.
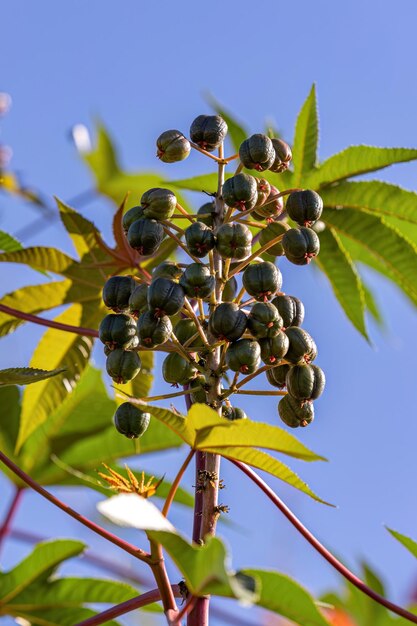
<box><xmin>0</xmin><ymin>230</ymin><xmax>22</xmax><ymax>252</ymax></box>
<box><xmin>0</xmin><ymin>367</ymin><xmax>65</xmax><ymax>387</ymax></box>
<box><xmin>56</xmin><ymin>197</ymin><xmax>101</xmax><ymax>258</ymax></box>
<box><xmin>292</xmin><ymin>84</ymin><xmax>319</xmax><ymax>184</ymax></box>
<box><xmin>387</xmin><ymin>528</ymin><xmax>417</xmax><ymax>560</ymax></box>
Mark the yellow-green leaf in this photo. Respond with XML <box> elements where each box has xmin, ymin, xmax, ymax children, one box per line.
<box><xmin>292</xmin><ymin>84</ymin><xmax>319</xmax><ymax>184</ymax></box>
<box><xmin>0</xmin><ymin>367</ymin><xmax>65</xmax><ymax>387</ymax></box>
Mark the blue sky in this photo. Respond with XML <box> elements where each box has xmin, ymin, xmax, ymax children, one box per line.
<box><xmin>1</xmin><ymin>1</ymin><xmax>417</xmax><ymax>624</ymax></box>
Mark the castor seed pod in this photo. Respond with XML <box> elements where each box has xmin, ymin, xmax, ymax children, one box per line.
<box><xmin>162</xmin><ymin>352</ymin><xmax>197</xmax><ymax>385</ymax></box>
<box><xmin>282</xmin><ymin>227</ymin><xmax>320</xmax><ymax>265</ymax></box>
<box><xmin>174</xmin><ymin>318</ymin><xmax>201</xmax><ymax>348</ymax></box>
<box><xmin>152</xmin><ymin>261</ymin><xmax>183</xmax><ymax>282</ymax></box>
<box><xmin>253</xmin><ymin>185</ymin><xmax>284</xmax><ymax>219</ymax></box>
<box><xmin>179</xmin><ymin>263</ymin><xmax>215</xmax><ymax>299</ymax></box>
<box><xmin>208</xmin><ymin>302</ymin><xmax>247</xmax><ymax>342</ymax></box>
<box><xmin>99</xmin><ymin>313</ymin><xmax>138</xmax><ymax>350</ymax></box>
<box><xmin>259</xmin><ymin>332</ymin><xmax>289</xmax><ymax>365</ymax></box>
<box><xmin>222</xmin><ymin>276</ymin><xmax>238</xmax><ymax>302</ymax></box>
<box><xmin>156</xmin><ymin>129</ymin><xmax>191</xmax><ymax>163</ymax></box>
<box><xmin>102</xmin><ymin>276</ymin><xmax>136</xmax><ymax>312</ymax></box>
<box><xmin>271</xmin><ymin>295</ymin><xmax>304</xmax><ymax>328</ymax></box>
<box><xmin>185</xmin><ymin>221</ymin><xmax>216</xmax><ymax>258</ymax></box>
<box><xmin>114</xmin><ymin>402</ymin><xmax>151</xmax><ymax>439</ymax></box>
<box><xmin>137</xmin><ymin>311</ymin><xmax>172</xmax><ymax>347</ymax></box>
<box><xmin>254</xmin><ymin>178</ymin><xmax>271</xmax><ymax>208</ymax></box>
<box><xmin>128</xmin><ymin>284</ymin><xmax>149</xmax><ymax>317</ymax></box>
<box><xmin>140</xmin><ymin>188</ymin><xmax>177</xmax><ymax>221</ymax></box>
<box><xmin>127</xmin><ymin>219</ymin><xmax>164</xmax><ymax>256</ymax></box>
<box><xmin>226</xmin><ymin>338</ymin><xmax>261</xmax><ymax>374</ymax></box>
<box><xmin>278</xmin><ymin>394</ymin><xmax>314</xmax><ymax>428</ymax></box>
<box><xmin>247</xmin><ymin>302</ymin><xmax>283</xmax><ymax>339</ymax></box>
<box><xmin>266</xmin><ymin>363</ymin><xmax>291</xmax><ymax>388</ymax></box>
<box><xmin>216</xmin><ymin>222</ymin><xmax>252</xmax><ymax>259</ymax></box>
<box><xmin>286</xmin><ymin>190</ymin><xmax>323</xmax><ymax>227</ymax></box>
<box><xmin>239</xmin><ymin>134</ymin><xmax>275</xmax><ymax>172</ymax></box>
<box><xmin>286</xmin><ymin>364</ymin><xmax>325</xmax><ymax>402</ymax></box>
<box><xmin>242</xmin><ymin>262</ymin><xmax>282</xmax><ymax>302</ymax></box>
<box><xmin>259</xmin><ymin>222</ymin><xmax>289</xmax><ymax>257</ymax></box>
<box><xmin>222</xmin><ymin>405</ymin><xmax>247</xmax><ymax>420</ymax></box>
<box><xmin>222</xmin><ymin>173</ymin><xmax>258</xmax><ymax>212</ymax></box>
<box><xmin>284</xmin><ymin>327</ymin><xmax>317</xmax><ymax>364</ymax></box>
<box><xmin>122</xmin><ymin>205</ymin><xmax>145</xmax><ymax>234</ymax></box>
<box><xmin>104</xmin><ymin>334</ymin><xmax>139</xmax><ymax>355</ymax></box>
<box><xmin>269</xmin><ymin>138</ymin><xmax>292</xmax><ymax>173</ymax></box>
<box><xmin>147</xmin><ymin>277</ymin><xmax>185</xmax><ymax>316</ymax></box>
<box><xmin>197</xmin><ymin>201</ymin><xmax>216</xmax><ymax>227</ymax></box>
<box><xmin>189</xmin><ymin>375</ymin><xmax>207</xmax><ymax>404</ymax></box>
<box><xmin>106</xmin><ymin>349</ymin><xmax>142</xmax><ymax>384</ymax></box>
<box><xmin>189</xmin><ymin>114</ymin><xmax>228</xmax><ymax>152</ymax></box>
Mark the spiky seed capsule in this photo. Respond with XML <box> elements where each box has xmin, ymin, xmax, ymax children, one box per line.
<box><xmin>114</xmin><ymin>402</ymin><xmax>151</xmax><ymax>439</ymax></box>
<box><xmin>286</xmin><ymin>190</ymin><xmax>323</xmax><ymax>227</ymax></box>
<box><xmin>156</xmin><ymin>130</ymin><xmax>191</xmax><ymax>163</ymax></box>
<box><xmin>189</xmin><ymin>115</ymin><xmax>228</xmax><ymax>152</ymax></box>
<box><xmin>269</xmin><ymin>138</ymin><xmax>292</xmax><ymax>173</ymax></box>
<box><xmin>239</xmin><ymin>134</ymin><xmax>275</xmax><ymax>171</ymax></box>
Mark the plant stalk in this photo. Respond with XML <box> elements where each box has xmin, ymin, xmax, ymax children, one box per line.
<box><xmin>0</xmin><ymin>486</ymin><xmax>23</xmax><ymax>557</ymax></box>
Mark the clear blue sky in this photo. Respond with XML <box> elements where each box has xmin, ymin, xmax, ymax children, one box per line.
<box><xmin>1</xmin><ymin>1</ymin><xmax>417</xmax><ymax>624</ymax></box>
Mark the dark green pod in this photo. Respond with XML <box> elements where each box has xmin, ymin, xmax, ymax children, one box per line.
<box><xmin>104</xmin><ymin>336</ymin><xmax>138</xmax><ymax>356</ymax></box>
<box><xmin>152</xmin><ymin>261</ymin><xmax>183</xmax><ymax>282</ymax></box>
<box><xmin>266</xmin><ymin>363</ymin><xmax>291</xmax><ymax>387</ymax></box>
<box><xmin>222</xmin><ymin>275</ymin><xmax>238</xmax><ymax>302</ymax></box>
<box><xmin>174</xmin><ymin>318</ymin><xmax>201</xmax><ymax>347</ymax></box>
<box><xmin>189</xmin><ymin>375</ymin><xmax>207</xmax><ymax>403</ymax></box>
<box><xmin>185</xmin><ymin>221</ymin><xmax>216</xmax><ymax>258</ymax></box>
<box><xmin>259</xmin><ymin>331</ymin><xmax>289</xmax><ymax>365</ymax></box>
<box><xmin>284</xmin><ymin>327</ymin><xmax>317</xmax><ymax>364</ymax></box>
<box><xmin>216</xmin><ymin>222</ymin><xmax>252</xmax><ymax>259</ymax></box>
<box><xmin>253</xmin><ymin>185</ymin><xmax>284</xmax><ymax>219</ymax></box>
<box><xmin>156</xmin><ymin>130</ymin><xmax>191</xmax><ymax>163</ymax></box>
<box><xmin>269</xmin><ymin>138</ymin><xmax>292</xmax><ymax>173</ymax></box>
<box><xmin>226</xmin><ymin>339</ymin><xmax>261</xmax><ymax>374</ymax></box>
<box><xmin>140</xmin><ymin>188</ymin><xmax>177</xmax><ymax>221</ymax></box>
<box><xmin>247</xmin><ymin>302</ymin><xmax>283</xmax><ymax>339</ymax></box>
<box><xmin>99</xmin><ymin>313</ymin><xmax>138</xmax><ymax>350</ymax></box>
<box><xmin>242</xmin><ymin>262</ymin><xmax>282</xmax><ymax>302</ymax></box>
<box><xmin>282</xmin><ymin>227</ymin><xmax>320</xmax><ymax>265</ymax></box>
<box><xmin>127</xmin><ymin>218</ymin><xmax>164</xmax><ymax>256</ymax></box>
<box><xmin>189</xmin><ymin>114</ymin><xmax>228</xmax><ymax>152</ymax></box>
<box><xmin>222</xmin><ymin>405</ymin><xmax>247</xmax><ymax>420</ymax></box>
<box><xmin>271</xmin><ymin>295</ymin><xmax>304</xmax><ymax>328</ymax></box>
<box><xmin>179</xmin><ymin>263</ymin><xmax>215</xmax><ymax>299</ymax></box>
<box><xmin>222</xmin><ymin>173</ymin><xmax>258</xmax><ymax>212</ymax></box>
<box><xmin>148</xmin><ymin>277</ymin><xmax>185</xmax><ymax>316</ymax></box>
<box><xmin>259</xmin><ymin>222</ymin><xmax>289</xmax><ymax>257</ymax></box>
<box><xmin>137</xmin><ymin>311</ymin><xmax>172</xmax><ymax>347</ymax></box>
<box><xmin>254</xmin><ymin>178</ymin><xmax>271</xmax><ymax>208</ymax></box>
<box><xmin>114</xmin><ymin>402</ymin><xmax>151</xmax><ymax>439</ymax></box>
<box><xmin>208</xmin><ymin>302</ymin><xmax>247</xmax><ymax>342</ymax></box>
<box><xmin>102</xmin><ymin>276</ymin><xmax>136</xmax><ymax>312</ymax></box>
<box><xmin>197</xmin><ymin>201</ymin><xmax>216</xmax><ymax>227</ymax></box>
<box><xmin>239</xmin><ymin>134</ymin><xmax>275</xmax><ymax>172</ymax></box>
<box><xmin>278</xmin><ymin>394</ymin><xmax>314</xmax><ymax>428</ymax></box>
<box><xmin>122</xmin><ymin>205</ymin><xmax>145</xmax><ymax>234</ymax></box>
<box><xmin>286</xmin><ymin>190</ymin><xmax>323</xmax><ymax>227</ymax></box>
<box><xmin>286</xmin><ymin>364</ymin><xmax>325</xmax><ymax>402</ymax></box>
<box><xmin>128</xmin><ymin>284</ymin><xmax>149</xmax><ymax>317</ymax></box>
<box><xmin>162</xmin><ymin>352</ymin><xmax>197</xmax><ymax>385</ymax></box>
<box><xmin>106</xmin><ymin>349</ymin><xmax>142</xmax><ymax>384</ymax></box>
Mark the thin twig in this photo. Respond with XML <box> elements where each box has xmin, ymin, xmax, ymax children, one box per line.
<box><xmin>0</xmin><ymin>304</ymin><xmax>99</xmax><ymax>337</ymax></box>
<box><xmin>162</xmin><ymin>449</ymin><xmax>195</xmax><ymax>517</ymax></box>
<box><xmin>162</xmin><ymin>226</ymin><xmax>202</xmax><ymax>264</ymax></box>
<box><xmin>0</xmin><ymin>487</ymin><xmax>23</xmax><ymax>557</ymax></box>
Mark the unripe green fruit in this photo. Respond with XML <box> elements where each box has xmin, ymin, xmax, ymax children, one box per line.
<box><xmin>102</xmin><ymin>276</ymin><xmax>136</xmax><ymax>312</ymax></box>
<box><xmin>137</xmin><ymin>311</ymin><xmax>172</xmax><ymax>347</ymax></box>
<box><xmin>222</xmin><ymin>276</ymin><xmax>238</xmax><ymax>302</ymax></box>
<box><xmin>162</xmin><ymin>352</ymin><xmax>197</xmax><ymax>385</ymax></box>
<box><xmin>284</xmin><ymin>327</ymin><xmax>317</xmax><ymax>364</ymax></box>
<box><xmin>140</xmin><ymin>188</ymin><xmax>177</xmax><ymax>220</ymax></box>
<box><xmin>239</xmin><ymin>134</ymin><xmax>275</xmax><ymax>171</ymax></box>
<box><xmin>259</xmin><ymin>222</ymin><xmax>289</xmax><ymax>256</ymax></box>
<box><xmin>253</xmin><ymin>185</ymin><xmax>284</xmax><ymax>219</ymax></box>
<box><xmin>242</xmin><ymin>261</ymin><xmax>282</xmax><ymax>302</ymax></box>
<box><xmin>179</xmin><ymin>263</ymin><xmax>215</xmax><ymax>299</ymax></box>
<box><xmin>222</xmin><ymin>405</ymin><xmax>247</xmax><ymax>420</ymax></box>
<box><xmin>286</xmin><ymin>364</ymin><xmax>325</xmax><ymax>402</ymax></box>
<box><xmin>156</xmin><ymin>130</ymin><xmax>191</xmax><ymax>163</ymax></box>
<box><xmin>222</xmin><ymin>174</ymin><xmax>258</xmax><ymax>211</ymax></box>
<box><xmin>247</xmin><ymin>302</ymin><xmax>283</xmax><ymax>339</ymax></box>
<box><xmin>226</xmin><ymin>338</ymin><xmax>261</xmax><ymax>374</ymax></box>
<box><xmin>147</xmin><ymin>277</ymin><xmax>185</xmax><ymax>316</ymax></box>
<box><xmin>266</xmin><ymin>363</ymin><xmax>291</xmax><ymax>387</ymax></box>
<box><xmin>127</xmin><ymin>218</ymin><xmax>164</xmax><ymax>256</ymax></box>
<box><xmin>189</xmin><ymin>115</ymin><xmax>228</xmax><ymax>152</ymax></box>
<box><xmin>197</xmin><ymin>201</ymin><xmax>216</xmax><ymax>227</ymax></box>
<box><xmin>174</xmin><ymin>318</ymin><xmax>201</xmax><ymax>347</ymax></box>
<box><xmin>99</xmin><ymin>313</ymin><xmax>138</xmax><ymax>350</ymax></box>
<box><xmin>278</xmin><ymin>394</ymin><xmax>314</xmax><ymax>428</ymax></box>
<box><xmin>185</xmin><ymin>221</ymin><xmax>216</xmax><ymax>258</ymax></box>
<box><xmin>128</xmin><ymin>283</ymin><xmax>149</xmax><ymax>317</ymax></box>
<box><xmin>106</xmin><ymin>349</ymin><xmax>142</xmax><ymax>384</ymax></box>
<box><xmin>269</xmin><ymin>138</ymin><xmax>292</xmax><ymax>173</ymax></box>
<box><xmin>152</xmin><ymin>261</ymin><xmax>183</xmax><ymax>282</ymax></box>
<box><xmin>122</xmin><ymin>205</ymin><xmax>145</xmax><ymax>234</ymax></box>
<box><xmin>259</xmin><ymin>331</ymin><xmax>289</xmax><ymax>365</ymax></box>
<box><xmin>189</xmin><ymin>375</ymin><xmax>207</xmax><ymax>403</ymax></box>
<box><xmin>208</xmin><ymin>302</ymin><xmax>247</xmax><ymax>342</ymax></box>
<box><xmin>103</xmin><ymin>334</ymin><xmax>139</xmax><ymax>356</ymax></box>
<box><xmin>254</xmin><ymin>178</ymin><xmax>271</xmax><ymax>208</ymax></box>
<box><xmin>286</xmin><ymin>190</ymin><xmax>323</xmax><ymax>227</ymax></box>
<box><xmin>216</xmin><ymin>222</ymin><xmax>252</xmax><ymax>259</ymax></box>
<box><xmin>271</xmin><ymin>295</ymin><xmax>304</xmax><ymax>328</ymax></box>
<box><xmin>114</xmin><ymin>402</ymin><xmax>151</xmax><ymax>439</ymax></box>
<box><xmin>282</xmin><ymin>227</ymin><xmax>320</xmax><ymax>265</ymax></box>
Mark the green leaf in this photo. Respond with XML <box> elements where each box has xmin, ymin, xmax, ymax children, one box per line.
<box><xmin>146</xmin><ymin>404</ymin><xmax>196</xmax><ymax>445</ymax></box>
<box><xmin>83</xmin><ymin>123</ymin><xmax>120</xmax><ymax>184</ymax></box>
<box><xmin>307</xmin><ymin>147</ymin><xmax>417</xmax><ymax>189</ymax></box>
<box><xmin>0</xmin><ymin>230</ymin><xmax>22</xmax><ymax>252</ymax></box>
<box><xmin>0</xmin><ymin>247</ymin><xmax>78</xmax><ymax>275</ymax></box>
<box><xmin>387</xmin><ymin>528</ymin><xmax>417</xmax><ymax>560</ymax></box>
<box><xmin>0</xmin><ymin>367</ymin><xmax>65</xmax><ymax>387</ymax></box>
<box><xmin>0</xmin><ymin>386</ymin><xmax>20</xmax><ymax>457</ymax></box>
<box><xmin>315</xmin><ymin>227</ymin><xmax>368</xmax><ymax>339</ymax></box>
<box><xmin>361</xmin><ymin>280</ymin><xmax>384</xmax><ymax>326</ymax></box>
<box><xmin>56</xmin><ymin>198</ymin><xmax>101</xmax><ymax>258</ymax></box>
<box><xmin>206</xmin><ymin>94</ymin><xmax>248</xmax><ymax>151</ymax></box>
<box><xmin>0</xmin><ymin>539</ymin><xmax>85</xmax><ymax>604</ymax></box>
<box><xmin>292</xmin><ymin>84</ymin><xmax>319</xmax><ymax>184</ymax></box>
<box><xmin>9</xmin><ymin>607</ymin><xmax>121</xmax><ymax>626</ymax></box>
<box><xmin>243</xmin><ymin>569</ymin><xmax>331</xmax><ymax>626</ymax></box>
<box><xmin>166</xmin><ymin>172</ymin><xmax>223</xmax><ymax>193</ymax></box>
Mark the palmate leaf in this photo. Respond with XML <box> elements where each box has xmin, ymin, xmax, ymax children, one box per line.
<box><xmin>0</xmin><ymin>367</ymin><xmax>65</xmax><ymax>387</ymax></box>
<box><xmin>0</xmin><ymin>246</ymin><xmax>78</xmax><ymax>275</ymax></box>
<box><xmin>292</xmin><ymin>83</ymin><xmax>319</xmax><ymax>184</ymax></box>
<box><xmin>56</xmin><ymin>197</ymin><xmax>101</xmax><ymax>258</ymax></box>
<box><xmin>0</xmin><ymin>229</ymin><xmax>22</xmax><ymax>252</ymax></box>
<box><xmin>0</xmin><ymin>386</ymin><xmax>20</xmax><ymax>458</ymax></box>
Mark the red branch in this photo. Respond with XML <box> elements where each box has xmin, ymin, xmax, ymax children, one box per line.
<box><xmin>0</xmin><ymin>487</ymin><xmax>23</xmax><ymax>556</ymax></box>
<box><xmin>232</xmin><ymin>460</ymin><xmax>417</xmax><ymax>625</ymax></box>
<box><xmin>0</xmin><ymin>303</ymin><xmax>99</xmax><ymax>337</ymax></box>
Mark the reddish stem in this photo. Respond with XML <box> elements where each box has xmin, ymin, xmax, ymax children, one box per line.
<box><xmin>162</xmin><ymin>449</ymin><xmax>195</xmax><ymax>517</ymax></box>
<box><xmin>232</xmin><ymin>460</ymin><xmax>417</xmax><ymax>625</ymax></box>
<box><xmin>0</xmin><ymin>304</ymin><xmax>99</xmax><ymax>337</ymax></box>
<box><xmin>0</xmin><ymin>487</ymin><xmax>23</xmax><ymax>557</ymax></box>
<box><xmin>0</xmin><ymin>451</ymin><xmax>150</xmax><ymax>562</ymax></box>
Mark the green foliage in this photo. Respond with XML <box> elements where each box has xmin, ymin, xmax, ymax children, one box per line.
<box><xmin>0</xmin><ymin>366</ymin><xmax>65</xmax><ymax>386</ymax></box>
<box><xmin>387</xmin><ymin>528</ymin><xmax>417</xmax><ymax>560</ymax></box>
<box><xmin>292</xmin><ymin>83</ymin><xmax>319</xmax><ymax>182</ymax></box>
<box><xmin>0</xmin><ymin>229</ymin><xmax>22</xmax><ymax>252</ymax></box>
